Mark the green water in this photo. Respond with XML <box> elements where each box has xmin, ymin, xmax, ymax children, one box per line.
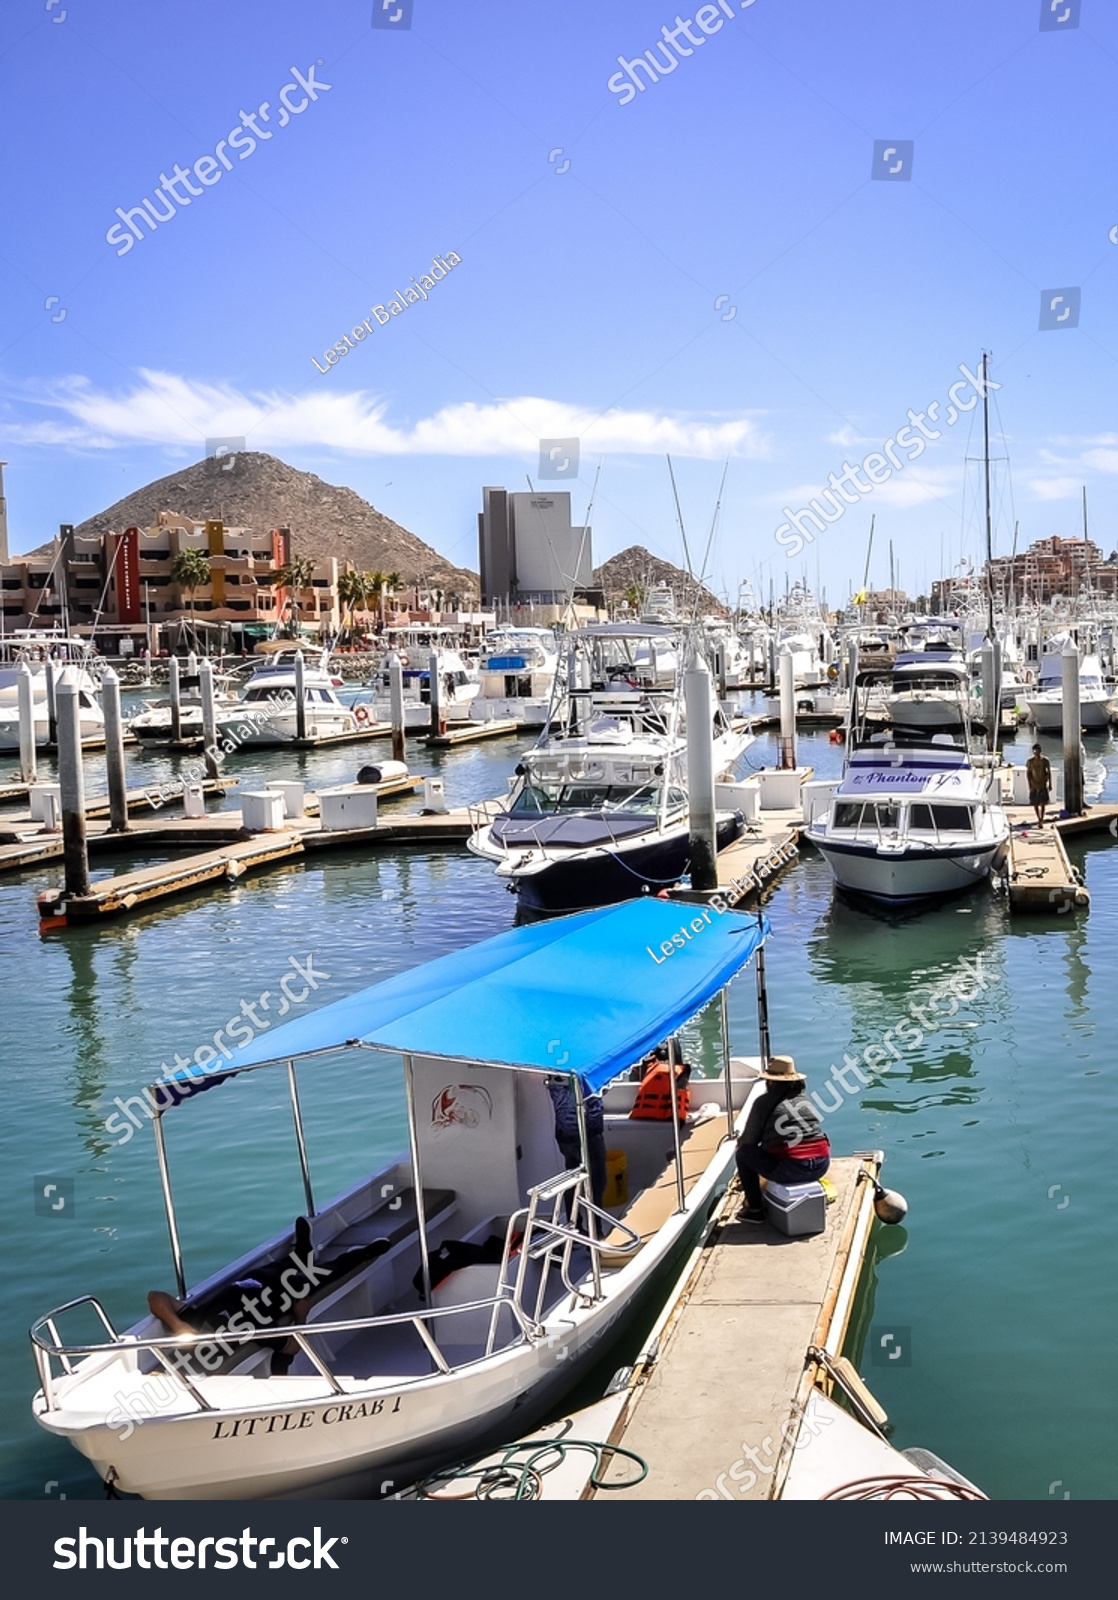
<box><xmin>1</xmin><ymin>717</ymin><xmax>1115</xmax><ymax>1499</ymax></box>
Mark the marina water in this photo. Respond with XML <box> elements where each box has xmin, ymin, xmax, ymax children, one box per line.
<box><xmin>2</xmin><ymin>714</ymin><xmax>1115</xmax><ymax>1499</ymax></box>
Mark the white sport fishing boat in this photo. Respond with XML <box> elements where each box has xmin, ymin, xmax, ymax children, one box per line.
<box><xmin>358</xmin><ymin>648</ymin><xmax>480</xmax><ymax>730</ymax></box>
<box><xmin>469</xmin><ymin>628</ymin><xmax>558</xmax><ymax>728</ymax></box>
<box><xmin>887</xmin><ymin>624</ymin><xmax>968</xmax><ymax>733</ymax></box>
<box><xmin>810</xmin><ymin>667</ymin><xmax>1009</xmax><ymax>903</ymax></box>
<box><xmin>468</xmin><ymin>624</ymin><xmax>754</xmax><ymax>912</ymax></box>
<box><xmin>0</xmin><ymin>638</ymin><xmax>105</xmax><ymax>750</ymax></box>
<box><xmin>31</xmin><ymin>899</ymin><xmax>772</xmax><ymax>1500</ymax></box>
<box><xmin>1025</xmin><ymin>637</ymin><xmax>1112</xmax><ymax>732</ymax></box>
<box><xmin>234</xmin><ymin>650</ymin><xmax>358</xmax><ymax>744</ymax></box>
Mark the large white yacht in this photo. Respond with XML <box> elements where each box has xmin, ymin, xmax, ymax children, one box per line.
<box><xmin>887</xmin><ymin>623</ymin><xmax>969</xmax><ymax>733</ymax></box>
<box><xmin>233</xmin><ymin>650</ymin><xmax>359</xmax><ymax>744</ymax></box>
<box><xmin>0</xmin><ymin>636</ymin><xmax>105</xmax><ymax>749</ymax></box>
<box><xmin>1024</xmin><ymin>636</ymin><xmax>1113</xmax><ymax>732</ymax></box>
<box><xmin>469</xmin><ymin>627</ymin><xmax>559</xmax><ymax>728</ymax></box>
<box><xmin>809</xmin><ymin>666</ymin><xmax>1009</xmax><ymax>903</ymax></box>
<box><xmin>468</xmin><ymin>624</ymin><xmax>753</xmax><ymax>912</ymax></box>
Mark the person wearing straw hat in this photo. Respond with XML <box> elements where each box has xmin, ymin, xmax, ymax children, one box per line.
<box><xmin>734</xmin><ymin>1055</ymin><xmax>830</xmax><ymax>1225</ymax></box>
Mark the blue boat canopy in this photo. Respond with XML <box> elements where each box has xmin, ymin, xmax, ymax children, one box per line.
<box><xmin>149</xmin><ymin>899</ymin><xmax>769</xmax><ymax>1110</ymax></box>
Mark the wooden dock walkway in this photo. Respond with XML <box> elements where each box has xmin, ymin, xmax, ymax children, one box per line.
<box><xmin>27</xmin><ymin>796</ymin><xmax>490</xmax><ymax>926</ymax></box>
<box><xmin>1002</xmin><ymin>803</ymin><xmax>1118</xmax><ymax>912</ymax></box>
<box><xmin>590</xmin><ymin>1152</ymin><xmax>882</xmax><ymax>1501</ymax></box>
<box><xmin>423</xmin><ymin>718</ymin><xmax>521</xmax><ymax>747</ymax></box>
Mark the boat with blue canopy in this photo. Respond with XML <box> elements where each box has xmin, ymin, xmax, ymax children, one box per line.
<box><xmin>31</xmin><ymin>898</ymin><xmax>773</xmax><ymax>1500</ymax></box>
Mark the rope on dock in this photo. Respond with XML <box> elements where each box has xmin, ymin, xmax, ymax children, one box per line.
<box><xmin>411</xmin><ymin>1418</ymin><xmax>649</xmax><ymax>1500</ymax></box>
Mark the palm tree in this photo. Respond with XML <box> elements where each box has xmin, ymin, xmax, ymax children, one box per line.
<box><xmin>337</xmin><ymin>567</ymin><xmax>373</xmax><ymax>643</ymax></box>
<box><xmin>622</xmin><ymin>581</ymin><xmax>646</xmax><ymax>614</ymax></box>
<box><xmin>170</xmin><ymin>547</ymin><xmax>212</xmax><ymax>652</ymax></box>
<box><xmin>270</xmin><ymin>556</ymin><xmax>316</xmax><ymax>636</ymax></box>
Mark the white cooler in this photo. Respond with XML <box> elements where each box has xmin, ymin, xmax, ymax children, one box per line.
<box><xmin>763</xmin><ymin>1178</ymin><xmax>827</xmax><ymax>1237</ymax></box>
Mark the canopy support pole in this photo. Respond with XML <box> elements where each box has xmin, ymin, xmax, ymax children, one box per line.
<box><xmin>573</xmin><ymin>1075</ymin><xmax>602</xmax><ymax>1300</ymax></box>
<box><xmin>153</xmin><ymin>1111</ymin><xmax>186</xmax><ymax>1300</ymax></box>
<box><xmin>287</xmin><ymin>1060</ymin><xmax>315</xmax><ymax>1217</ymax></box>
<box><xmin>667</xmin><ymin>1037</ymin><xmax>687</xmax><ymax>1215</ymax></box>
<box><xmin>720</xmin><ymin>989</ymin><xmax>735</xmax><ymax>1143</ymax></box>
<box><xmin>755</xmin><ymin>935</ymin><xmax>772</xmax><ymax>1069</ymax></box>
<box><xmin>404</xmin><ymin>1055</ymin><xmax>432</xmax><ymax>1309</ymax></box>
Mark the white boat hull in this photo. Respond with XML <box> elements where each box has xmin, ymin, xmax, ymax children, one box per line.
<box><xmin>1026</xmin><ymin>695</ymin><xmax>1111</xmax><ymax>732</ymax></box>
<box><xmin>35</xmin><ymin>1140</ymin><xmax>737</xmax><ymax>1500</ymax></box>
<box><xmin>812</xmin><ymin>837</ymin><xmax>1006</xmax><ymax>901</ymax></box>
<box><xmin>888</xmin><ymin>695</ymin><xmax>966</xmax><ymax>730</ymax></box>
<box><xmin>235</xmin><ymin>710</ymin><xmax>358</xmax><ymax>744</ymax></box>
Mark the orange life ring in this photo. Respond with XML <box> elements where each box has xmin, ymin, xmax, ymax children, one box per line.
<box><xmin>355</xmin><ymin>704</ymin><xmax>370</xmax><ymax>725</ymax></box>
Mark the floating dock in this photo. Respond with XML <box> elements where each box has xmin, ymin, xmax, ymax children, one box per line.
<box><xmin>589</xmin><ymin>1153</ymin><xmax>882</xmax><ymax>1501</ymax></box>
<box><xmin>30</xmin><ymin>795</ymin><xmax>491</xmax><ymax>926</ymax></box>
<box><xmin>1001</xmin><ymin>805</ymin><xmax>1118</xmax><ymax>912</ymax></box>
<box><xmin>423</xmin><ymin>719</ymin><xmax>521</xmax><ymax>747</ymax></box>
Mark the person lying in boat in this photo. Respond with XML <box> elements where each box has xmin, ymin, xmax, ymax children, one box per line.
<box><xmin>147</xmin><ymin>1217</ymin><xmax>392</xmax><ymax>1376</ymax></box>
<box><xmin>629</xmin><ymin>1040</ymin><xmax>692</xmax><ymax>1121</ymax></box>
<box><xmin>734</xmin><ymin>1055</ymin><xmax>830</xmax><ymax>1226</ymax></box>
<box><xmin>547</xmin><ymin>1076</ymin><xmax>607</xmax><ymax>1210</ymax></box>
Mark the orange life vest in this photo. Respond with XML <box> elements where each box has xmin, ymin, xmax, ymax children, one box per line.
<box><xmin>630</xmin><ymin>1062</ymin><xmax>690</xmax><ymax>1122</ymax></box>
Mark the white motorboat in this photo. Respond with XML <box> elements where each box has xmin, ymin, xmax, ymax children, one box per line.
<box><xmin>0</xmin><ymin>649</ymin><xmax>105</xmax><ymax>750</ymax></box>
<box><xmin>129</xmin><ymin>675</ymin><xmax>246</xmax><ymax>743</ymax></box>
<box><xmin>468</xmin><ymin>624</ymin><xmax>754</xmax><ymax>912</ymax></box>
<box><xmin>888</xmin><ymin>625</ymin><xmax>969</xmax><ymax>733</ymax></box>
<box><xmin>358</xmin><ymin>649</ymin><xmax>480</xmax><ymax>730</ymax></box>
<box><xmin>233</xmin><ymin>651</ymin><xmax>358</xmax><ymax>743</ymax></box>
<box><xmin>31</xmin><ymin>899</ymin><xmax>772</xmax><ymax>1500</ymax></box>
<box><xmin>469</xmin><ymin>628</ymin><xmax>559</xmax><ymax>728</ymax></box>
<box><xmin>1025</xmin><ymin>640</ymin><xmax>1112</xmax><ymax>732</ymax></box>
<box><xmin>809</xmin><ymin>732</ymin><xmax>1010</xmax><ymax>902</ymax></box>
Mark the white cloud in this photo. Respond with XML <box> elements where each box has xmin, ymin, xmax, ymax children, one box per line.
<box><xmin>1027</xmin><ymin>477</ymin><xmax>1082</xmax><ymax>501</ymax></box>
<box><xmin>10</xmin><ymin>371</ymin><xmax>769</xmax><ymax>461</ymax></box>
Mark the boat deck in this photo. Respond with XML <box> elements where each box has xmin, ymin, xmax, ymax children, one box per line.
<box><xmin>589</xmin><ymin>1153</ymin><xmax>881</xmax><ymax>1501</ymax></box>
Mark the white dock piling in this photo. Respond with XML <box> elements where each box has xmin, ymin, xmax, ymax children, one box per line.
<box><xmin>980</xmin><ymin>639</ymin><xmax>999</xmax><ymax>750</ymax></box>
<box><xmin>1062</xmin><ymin>640</ymin><xmax>1083</xmax><ymax>815</ymax></box>
<box><xmin>684</xmin><ymin>652</ymin><xmax>718</xmax><ymax>892</ymax></box>
<box><xmin>56</xmin><ymin>669</ymin><xmax>91</xmax><ymax>897</ymax></box>
<box><xmin>17</xmin><ymin>663</ymin><xmax>36</xmax><ymax>784</ymax></box>
<box><xmin>169</xmin><ymin>656</ymin><xmax>182</xmax><ymax>744</ymax></box>
<box><xmin>101</xmin><ymin>667</ymin><xmax>129</xmax><ymax>833</ymax></box>
<box><xmin>778</xmin><ymin>647</ymin><xmax>797</xmax><ymax>771</ymax></box>
<box><xmin>199</xmin><ymin>658</ymin><xmax>219</xmax><ymax>780</ymax></box>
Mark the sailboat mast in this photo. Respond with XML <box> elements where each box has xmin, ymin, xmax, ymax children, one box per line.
<box><xmin>982</xmin><ymin>351</ymin><xmax>995</xmax><ymax>640</ymax></box>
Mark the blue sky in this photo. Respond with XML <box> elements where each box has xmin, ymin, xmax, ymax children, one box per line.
<box><xmin>2</xmin><ymin>0</ymin><xmax>1118</xmax><ymax>604</ymax></box>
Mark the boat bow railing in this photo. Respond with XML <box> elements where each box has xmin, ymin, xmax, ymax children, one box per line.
<box><xmin>30</xmin><ymin>1288</ymin><xmax>546</xmax><ymax>1415</ymax></box>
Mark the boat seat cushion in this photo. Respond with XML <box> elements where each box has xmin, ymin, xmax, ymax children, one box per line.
<box><xmin>598</xmin><ymin>1117</ymin><xmax>730</xmax><ymax>1268</ymax></box>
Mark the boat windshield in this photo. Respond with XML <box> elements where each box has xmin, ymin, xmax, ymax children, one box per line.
<box><xmin>909</xmin><ymin>803</ymin><xmax>975</xmax><ymax>832</ymax></box>
<box><xmin>832</xmin><ymin>801</ymin><xmax>900</xmax><ymax>830</ymax></box>
<box><xmin>512</xmin><ymin>778</ymin><xmax>681</xmax><ymax>816</ymax></box>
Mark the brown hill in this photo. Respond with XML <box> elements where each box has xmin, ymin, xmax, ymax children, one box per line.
<box><xmin>30</xmin><ymin>452</ymin><xmax>477</xmax><ymax>594</ymax></box>
<box><xmin>593</xmin><ymin>545</ymin><xmax>727</xmax><ymax>616</ymax></box>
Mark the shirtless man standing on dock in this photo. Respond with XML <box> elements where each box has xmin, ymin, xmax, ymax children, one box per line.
<box><xmin>1026</xmin><ymin>744</ymin><xmax>1052</xmax><ymax>827</ymax></box>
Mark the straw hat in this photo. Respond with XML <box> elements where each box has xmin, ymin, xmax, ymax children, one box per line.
<box><xmin>762</xmin><ymin>1054</ymin><xmax>805</xmax><ymax>1083</ymax></box>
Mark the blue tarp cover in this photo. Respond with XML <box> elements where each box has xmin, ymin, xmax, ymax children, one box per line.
<box><xmin>149</xmin><ymin>899</ymin><xmax>769</xmax><ymax>1109</ymax></box>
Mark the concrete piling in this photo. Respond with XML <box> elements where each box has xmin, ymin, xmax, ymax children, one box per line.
<box><xmin>101</xmin><ymin>667</ymin><xmax>130</xmax><ymax>833</ymax></box>
<box><xmin>387</xmin><ymin>651</ymin><xmax>406</xmax><ymax>765</ymax></box>
<box><xmin>17</xmin><ymin>664</ymin><xmax>37</xmax><ymax>784</ymax></box>
<box><xmin>1062</xmin><ymin>640</ymin><xmax>1084</xmax><ymax>816</ymax></box>
<box><xmin>684</xmin><ymin>652</ymin><xmax>718</xmax><ymax>892</ymax></box>
<box><xmin>294</xmin><ymin>651</ymin><xmax>307</xmax><ymax>742</ymax></box>
<box><xmin>169</xmin><ymin>656</ymin><xmax>182</xmax><ymax>744</ymax></box>
<box><xmin>55</xmin><ymin>669</ymin><xmax>91</xmax><ymax>898</ymax></box>
<box><xmin>199</xmin><ymin>658</ymin><xmax>219</xmax><ymax>780</ymax></box>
